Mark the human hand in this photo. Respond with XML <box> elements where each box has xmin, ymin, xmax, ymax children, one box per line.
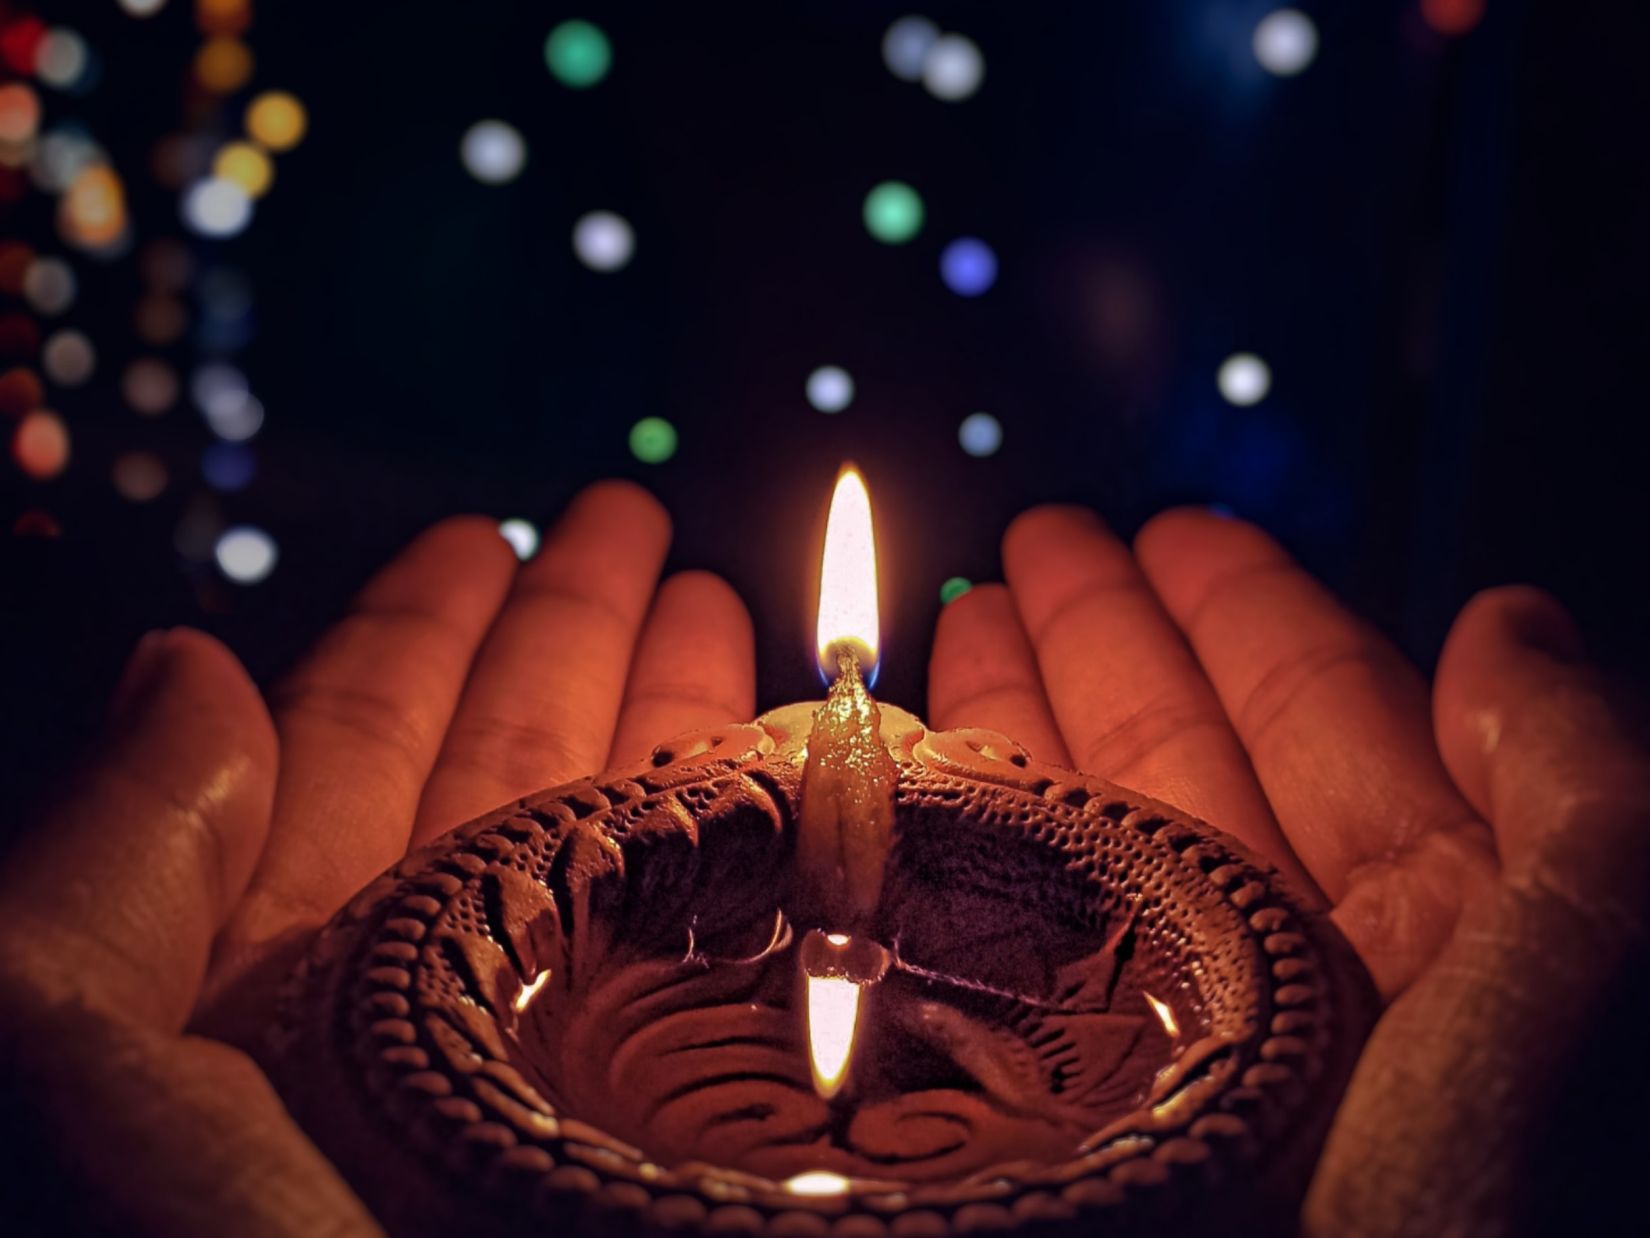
<box><xmin>0</xmin><ymin>482</ymin><xmax>756</xmax><ymax>1237</ymax></box>
<box><xmin>926</xmin><ymin>505</ymin><xmax>1650</xmax><ymax>1237</ymax></box>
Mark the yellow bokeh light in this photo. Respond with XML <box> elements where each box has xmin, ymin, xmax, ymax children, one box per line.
<box><xmin>194</xmin><ymin>36</ymin><xmax>253</xmax><ymax>94</ymax></box>
<box><xmin>247</xmin><ymin>91</ymin><xmax>307</xmax><ymax>152</ymax></box>
<box><xmin>213</xmin><ymin>141</ymin><xmax>273</xmax><ymax>198</ymax></box>
<box><xmin>58</xmin><ymin>164</ymin><xmax>127</xmax><ymax>251</ymax></box>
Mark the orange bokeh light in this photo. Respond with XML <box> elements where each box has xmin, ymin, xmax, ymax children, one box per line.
<box><xmin>0</xmin><ymin>82</ymin><xmax>41</xmax><ymax>144</ymax></box>
<box><xmin>194</xmin><ymin>37</ymin><xmax>254</xmax><ymax>94</ymax></box>
<box><xmin>13</xmin><ymin>409</ymin><xmax>69</xmax><ymax>479</ymax></box>
<box><xmin>59</xmin><ymin>164</ymin><xmax>128</xmax><ymax>251</ymax></box>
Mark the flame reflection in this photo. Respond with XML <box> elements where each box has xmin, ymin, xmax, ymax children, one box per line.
<box><xmin>1143</xmin><ymin>991</ymin><xmax>1180</xmax><ymax>1039</ymax></box>
<box><xmin>783</xmin><ymin>1169</ymin><xmax>852</xmax><ymax>1197</ymax></box>
<box><xmin>806</xmin><ymin>973</ymin><xmax>863</xmax><ymax>1099</ymax></box>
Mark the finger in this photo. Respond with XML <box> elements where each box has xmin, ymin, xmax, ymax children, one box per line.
<box><xmin>606</xmin><ymin>570</ymin><xmax>756</xmax><ymax>766</ymax></box>
<box><xmin>927</xmin><ymin>583</ymin><xmax>1070</xmax><ymax>765</ymax></box>
<box><xmin>1002</xmin><ymin>506</ymin><xmax>1302</xmax><ymax>885</ymax></box>
<box><xmin>1435</xmin><ymin>585</ymin><xmax>1650</xmax><ymax>925</ymax></box>
<box><xmin>0</xmin><ymin>630</ymin><xmax>276</xmax><ymax>1031</ymax></box>
<box><xmin>1136</xmin><ymin>508</ymin><xmax>1497</xmax><ymax>996</ymax></box>
<box><xmin>414</xmin><ymin>481</ymin><xmax>671</xmax><ymax>842</ymax></box>
<box><xmin>206</xmin><ymin>517</ymin><xmax>516</xmax><ymax>998</ymax></box>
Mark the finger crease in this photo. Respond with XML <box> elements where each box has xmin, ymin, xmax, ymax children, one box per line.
<box><xmin>1027</xmin><ymin>576</ymin><xmax>1156</xmax><ymax>650</ymax></box>
<box><xmin>1233</xmin><ymin>639</ymin><xmax>1399</xmax><ymax>752</ymax></box>
<box><xmin>1179</xmin><ymin>559</ymin><xmax>1299</xmax><ymax>640</ymax></box>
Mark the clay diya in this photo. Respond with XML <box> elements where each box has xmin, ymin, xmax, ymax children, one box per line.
<box><xmin>271</xmin><ymin>470</ymin><xmax>1374</xmax><ymax>1236</ymax></box>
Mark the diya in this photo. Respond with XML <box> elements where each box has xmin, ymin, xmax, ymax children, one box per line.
<box><xmin>271</xmin><ymin>469</ymin><xmax>1375</xmax><ymax>1236</ymax></box>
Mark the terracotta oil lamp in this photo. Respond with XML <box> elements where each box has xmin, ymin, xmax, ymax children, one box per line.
<box><xmin>272</xmin><ymin>468</ymin><xmax>1374</xmax><ymax>1236</ymax></box>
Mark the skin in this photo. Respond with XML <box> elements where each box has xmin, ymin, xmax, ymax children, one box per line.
<box><xmin>0</xmin><ymin>487</ymin><xmax>1644</xmax><ymax>1235</ymax></box>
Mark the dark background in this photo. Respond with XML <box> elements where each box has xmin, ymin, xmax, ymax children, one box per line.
<box><xmin>3</xmin><ymin>0</ymin><xmax>1649</xmax><ymax>818</ymax></box>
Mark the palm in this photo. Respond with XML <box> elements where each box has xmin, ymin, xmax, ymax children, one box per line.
<box><xmin>925</xmin><ymin>505</ymin><xmax>1648</xmax><ymax>1235</ymax></box>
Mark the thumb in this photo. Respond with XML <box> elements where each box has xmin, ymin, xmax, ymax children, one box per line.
<box><xmin>0</xmin><ymin>628</ymin><xmax>278</xmax><ymax>1032</ymax></box>
<box><xmin>1304</xmin><ymin>588</ymin><xmax>1650</xmax><ymax>1236</ymax></box>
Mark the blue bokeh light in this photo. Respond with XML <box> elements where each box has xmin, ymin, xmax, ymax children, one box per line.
<box><xmin>939</xmin><ymin>237</ymin><xmax>998</xmax><ymax>297</ymax></box>
<box><xmin>202</xmin><ymin>442</ymin><xmax>257</xmax><ymax>492</ymax></box>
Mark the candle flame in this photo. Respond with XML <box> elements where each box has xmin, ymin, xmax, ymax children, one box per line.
<box><xmin>815</xmin><ymin>465</ymin><xmax>879</xmax><ymax>679</ymax></box>
<box><xmin>806</xmin><ymin>973</ymin><xmax>863</xmax><ymax>1099</ymax></box>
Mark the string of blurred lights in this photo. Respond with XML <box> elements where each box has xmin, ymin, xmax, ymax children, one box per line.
<box><xmin>3</xmin><ymin>5</ymin><xmax>1489</xmax><ymax>608</ymax></box>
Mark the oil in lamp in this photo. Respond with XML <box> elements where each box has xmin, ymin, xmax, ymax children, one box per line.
<box><xmin>272</xmin><ymin>466</ymin><xmax>1374</xmax><ymax>1236</ymax></box>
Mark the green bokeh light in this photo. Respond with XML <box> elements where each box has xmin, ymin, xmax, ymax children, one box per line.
<box><xmin>863</xmin><ymin>181</ymin><xmax>925</xmax><ymax>244</ymax></box>
<box><xmin>545</xmin><ymin>20</ymin><xmax>612</xmax><ymax>89</ymax></box>
<box><xmin>629</xmin><ymin>416</ymin><xmax>677</xmax><ymax>464</ymax></box>
<box><xmin>939</xmin><ymin>576</ymin><xmax>973</xmax><ymax>605</ymax></box>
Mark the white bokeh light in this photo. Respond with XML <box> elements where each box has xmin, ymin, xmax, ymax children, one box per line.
<box><xmin>182</xmin><ymin>177</ymin><xmax>252</xmax><ymax>238</ymax></box>
<box><xmin>215</xmin><ymin>526</ymin><xmax>278</xmax><ymax>584</ymax></box>
<box><xmin>460</xmin><ymin>120</ymin><xmax>526</xmax><ymax>185</ymax></box>
<box><xmin>22</xmin><ymin>256</ymin><xmax>75</xmax><ymax>314</ymax></box>
<box><xmin>1217</xmin><ymin>353</ymin><xmax>1272</xmax><ymax>406</ymax></box>
<box><xmin>117</xmin><ymin>0</ymin><xmax>168</xmax><ymax>15</ymax></box>
<box><xmin>922</xmin><ymin>33</ymin><xmax>984</xmax><ymax>101</ymax></box>
<box><xmin>192</xmin><ymin>362</ymin><xmax>248</xmax><ymax>417</ymax></box>
<box><xmin>499</xmin><ymin>518</ymin><xmax>539</xmax><ymax>561</ymax></box>
<box><xmin>205</xmin><ymin>392</ymin><xmax>264</xmax><ymax>442</ymax></box>
<box><xmin>806</xmin><ymin>366</ymin><xmax>855</xmax><ymax>414</ymax></box>
<box><xmin>882</xmin><ymin>16</ymin><xmax>939</xmax><ymax>81</ymax></box>
<box><xmin>958</xmin><ymin>411</ymin><xmax>1003</xmax><ymax>457</ymax></box>
<box><xmin>1253</xmin><ymin>9</ymin><xmax>1319</xmax><ymax>77</ymax></box>
<box><xmin>42</xmin><ymin>329</ymin><xmax>95</xmax><ymax>386</ymax></box>
<box><xmin>572</xmin><ymin>210</ymin><xmax>635</xmax><ymax>272</ymax></box>
<box><xmin>36</xmin><ymin>29</ymin><xmax>89</xmax><ymax>90</ymax></box>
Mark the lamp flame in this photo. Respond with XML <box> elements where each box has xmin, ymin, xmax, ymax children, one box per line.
<box><xmin>815</xmin><ymin>465</ymin><xmax>879</xmax><ymax>679</ymax></box>
<box><xmin>805</xmin><ymin>973</ymin><xmax>863</xmax><ymax>1099</ymax></box>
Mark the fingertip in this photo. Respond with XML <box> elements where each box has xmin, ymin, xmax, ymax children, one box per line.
<box><xmin>1134</xmin><ymin>507</ymin><xmax>1289</xmax><ymax>616</ymax></box>
<box><xmin>656</xmin><ymin>569</ymin><xmax>754</xmax><ymax>644</ymax></box>
<box><xmin>138</xmin><ymin>628</ymin><xmax>278</xmax><ymax>771</ymax></box>
<box><xmin>934</xmin><ymin>581</ymin><xmax>1013</xmax><ymax>642</ymax></box>
<box><xmin>1002</xmin><ymin>503</ymin><xmax>1104</xmax><ymax>563</ymax></box>
<box><xmin>1450</xmin><ymin>585</ymin><xmax>1585</xmax><ymax>666</ymax></box>
<box><xmin>569</xmin><ymin>478</ymin><xmax>672</xmax><ymax>545</ymax></box>
<box><xmin>428</xmin><ymin>513</ymin><xmax>524</xmax><ymax>570</ymax></box>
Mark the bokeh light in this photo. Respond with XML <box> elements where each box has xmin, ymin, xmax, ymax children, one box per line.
<box><xmin>544</xmin><ymin>20</ymin><xmax>612</xmax><ymax>89</ymax></box>
<box><xmin>1217</xmin><ymin>352</ymin><xmax>1272</xmax><ymax>405</ymax></box>
<box><xmin>194</xmin><ymin>37</ymin><xmax>253</xmax><ymax>94</ymax></box>
<box><xmin>191</xmin><ymin>361</ymin><xmax>247</xmax><ymax>415</ymax></box>
<box><xmin>922</xmin><ymin>33</ymin><xmax>985</xmax><ymax>102</ymax></box>
<box><xmin>573</xmin><ymin>210</ymin><xmax>635</xmax><ymax>271</ymax></box>
<box><xmin>0</xmin><ymin>367</ymin><xmax>44</xmax><ymax>416</ymax></box>
<box><xmin>246</xmin><ymin>91</ymin><xmax>307</xmax><ymax>151</ymax></box>
<box><xmin>173</xmin><ymin>496</ymin><xmax>223</xmax><ymax>561</ymax></box>
<box><xmin>112</xmin><ymin>450</ymin><xmax>168</xmax><ymax>502</ymax></box>
<box><xmin>939</xmin><ymin>576</ymin><xmax>973</xmax><ymax>605</ymax></box>
<box><xmin>134</xmin><ymin>294</ymin><xmax>188</xmax><ymax>344</ymax></box>
<box><xmin>118</xmin><ymin>0</ymin><xmax>168</xmax><ymax>16</ymax></box>
<box><xmin>140</xmin><ymin>237</ymin><xmax>194</xmax><ymax>290</ymax></box>
<box><xmin>806</xmin><ymin>365</ymin><xmax>855</xmax><ymax>413</ymax></box>
<box><xmin>182</xmin><ymin>176</ymin><xmax>252</xmax><ymax>237</ymax></box>
<box><xmin>1422</xmin><ymin>0</ymin><xmax>1485</xmax><ymax>36</ymax></box>
<box><xmin>863</xmin><ymin>181</ymin><xmax>924</xmax><ymax>244</ymax></box>
<box><xmin>32</xmin><ymin>127</ymin><xmax>102</xmax><ymax>194</ymax></box>
<box><xmin>958</xmin><ymin>411</ymin><xmax>1003</xmax><ymax>457</ymax></box>
<box><xmin>35</xmin><ymin>29</ymin><xmax>89</xmax><ymax>91</ymax></box>
<box><xmin>197</xmin><ymin>0</ymin><xmax>252</xmax><ymax>37</ymax></box>
<box><xmin>939</xmin><ymin>237</ymin><xmax>997</xmax><ymax>296</ymax></box>
<box><xmin>214</xmin><ymin>525</ymin><xmax>277</xmax><ymax>584</ymax></box>
<box><xmin>1253</xmin><ymin>10</ymin><xmax>1319</xmax><ymax>77</ymax></box>
<box><xmin>460</xmin><ymin>119</ymin><xmax>526</xmax><ymax>185</ymax></box>
<box><xmin>13</xmin><ymin>409</ymin><xmax>69</xmax><ymax>479</ymax></box>
<box><xmin>0</xmin><ymin>242</ymin><xmax>28</xmax><ymax>293</ymax></box>
<box><xmin>628</xmin><ymin>416</ymin><xmax>677</xmax><ymax>464</ymax></box>
<box><xmin>205</xmin><ymin>392</ymin><xmax>263</xmax><ymax>441</ymax></box>
<box><xmin>22</xmin><ymin>256</ymin><xmax>75</xmax><ymax>314</ymax></box>
<box><xmin>201</xmin><ymin>441</ymin><xmax>255</xmax><ymax>490</ymax></box>
<box><xmin>213</xmin><ymin>140</ymin><xmax>273</xmax><ymax>197</ymax></box>
<box><xmin>124</xmin><ymin>358</ymin><xmax>178</xmax><ymax>414</ymax></box>
<box><xmin>41</xmin><ymin>329</ymin><xmax>94</xmax><ymax>386</ymax></box>
<box><xmin>13</xmin><ymin>509</ymin><xmax>61</xmax><ymax>537</ymax></box>
<box><xmin>883</xmin><ymin>16</ymin><xmax>939</xmax><ymax>82</ymax></box>
<box><xmin>499</xmin><ymin>518</ymin><xmax>539</xmax><ymax>561</ymax></box>
<box><xmin>59</xmin><ymin>163</ymin><xmax>127</xmax><ymax>251</ymax></box>
<box><xmin>0</xmin><ymin>83</ymin><xmax>40</xmax><ymax>143</ymax></box>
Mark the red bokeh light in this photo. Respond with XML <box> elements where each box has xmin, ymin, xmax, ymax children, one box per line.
<box><xmin>13</xmin><ymin>409</ymin><xmax>70</xmax><ymax>479</ymax></box>
<box><xmin>1422</xmin><ymin>0</ymin><xmax>1486</xmax><ymax>36</ymax></box>
<box><xmin>0</xmin><ymin>17</ymin><xmax>46</xmax><ymax>75</ymax></box>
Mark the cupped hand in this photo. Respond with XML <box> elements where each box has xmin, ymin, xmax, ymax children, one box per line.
<box><xmin>927</xmin><ymin>505</ymin><xmax>1650</xmax><ymax>1236</ymax></box>
<box><xmin>0</xmin><ymin>481</ymin><xmax>755</xmax><ymax>1237</ymax></box>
